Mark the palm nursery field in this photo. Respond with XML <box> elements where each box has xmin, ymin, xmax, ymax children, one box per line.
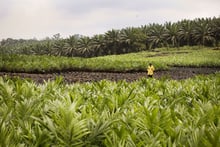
<box><xmin>0</xmin><ymin>46</ymin><xmax>220</xmax><ymax>146</ymax></box>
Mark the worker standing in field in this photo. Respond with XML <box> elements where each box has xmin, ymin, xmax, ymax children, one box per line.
<box><xmin>147</xmin><ymin>63</ymin><xmax>155</xmax><ymax>78</ymax></box>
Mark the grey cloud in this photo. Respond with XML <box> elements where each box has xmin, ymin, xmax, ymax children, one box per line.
<box><xmin>51</xmin><ymin>0</ymin><xmax>113</xmax><ymax>15</ymax></box>
<box><xmin>0</xmin><ymin>0</ymin><xmax>219</xmax><ymax>39</ymax></box>
<box><xmin>0</xmin><ymin>0</ymin><xmax>14</xmax><ymax>18</ymax></box>
<box><xmin>50</xmin><ymin>0</ymin><xmax>189</xmax><ymax>24</ymax></box>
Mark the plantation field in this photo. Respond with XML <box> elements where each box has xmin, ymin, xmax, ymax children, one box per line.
<box><xmin>1</xmin><ymin>46</ymin><xmax>220</xmax><ymax>146</ymax></box>
<box><xmin>1</xmin><ymin>46</ymin><xmax>219</xmax><ymax>82</ymax></box>
<box><xmin>0</xmin><ymin>74</ymin><xmax>220</xmax><ymax>146</ymax></box>
<box><xmin>1</xmin><ymin>47</ymin><xmax>220</xmax><ymax>73</ymax></box>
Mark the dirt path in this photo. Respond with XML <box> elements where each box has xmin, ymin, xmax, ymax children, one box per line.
<box><xmin>0</xmin><ymin>67</ymin><xmax>219</xmax><ymax>83</ymax></box>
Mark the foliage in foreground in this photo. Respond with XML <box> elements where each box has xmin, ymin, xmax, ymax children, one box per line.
<box><xmin>0</xmin><ymin>74</ymin><xmax>220</xmax><ymax>146</ymax></box>
<box><xmin>1</xmin><ymin>47</ymin><xmax>220</xmax><ymax>73</ymax></box>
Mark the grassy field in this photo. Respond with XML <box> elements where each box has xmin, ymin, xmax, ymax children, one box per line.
<box><xmin>1</xmin><ymin>46</ymin><xmax>220</xmax><ymax>73</ymax></box>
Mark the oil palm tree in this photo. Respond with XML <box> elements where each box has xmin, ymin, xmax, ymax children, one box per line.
<box><xmin>52</xmin><ymin>39</ymin><xmax>66</xmax><ymax>56</ymax></box>
<box><xmin>164</xmin><ymin>22</ymin><xmax>180</xmax><ymax>47</ymax></box>
<box><xmin>178</xmin><ymin>20</ymin><xmax>193</xmax><ymax>46</ymax></box>
<box><xmin>147</xmin><ymin>24</ymin><xmax>167</xmax><ymax>49</ymax></box>
<box><xmin>44</xmin><ymin>40</ymin><xmax>53</xmax><ymax>55</ymax></box>
<box><xmin>120</xmin><ymin>27</ymin><xmax>147</xmax><ymax>52</ymax></box>
<box><xmin>104</xmin><ymin>29</ymin><xmax>121</xmax><ymax>54</ymax></box>
<box><xmin>192</xmin><ymin>18</ymin><xmax>215</xmax><ymax>46</ymax></box>
<box><xmin>91</xmin><ymin>34</ymin><xmax>106</xmax><ymax>56</ymax></box>
<box><xmin>120</xmin><ymin>27</ymin><xmax>135</xmax><ymax>53</ymax></box>
<box><xmin>77</xmin><ymin>37</ymin><xmax>93</xmax><ymax>57</ymax></box>
<box><xmin>210</xmin><ymin>17</ymin><xmax>220</xmax><ymax>47</ymax></box>
<box><xmin>64</xmin><ymin>35</ymin><xmax>79</xmax><ymax>57</ymax></box>
<box><xmin>141</xmin><ymin>25</ymin><xmax>153</xmax><ymax>50</ymax></box>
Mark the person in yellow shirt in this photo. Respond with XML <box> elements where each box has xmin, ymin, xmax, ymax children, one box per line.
<box><xmin>147</xmin><ymin>63</ymin><xmax>155</xmax><ymax>78</ymax></box>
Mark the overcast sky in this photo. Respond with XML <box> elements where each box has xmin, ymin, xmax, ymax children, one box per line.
<box><xmin>0</xmin><ymin>0</ymin><xmax>219</xmax><ymax>40</ymax></box>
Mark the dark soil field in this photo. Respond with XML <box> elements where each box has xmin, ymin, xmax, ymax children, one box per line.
<box><xmin>0</xmin><ymin>67</ymin><xmax>219</xmax><ymax>83</ymax></box>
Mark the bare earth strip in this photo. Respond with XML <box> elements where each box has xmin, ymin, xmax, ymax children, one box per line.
<box><xmin>0</xmin><ymin>67</ymin><xmax>219</xmax><ymax>83</ymax></box>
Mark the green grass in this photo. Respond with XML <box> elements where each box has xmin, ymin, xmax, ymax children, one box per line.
<box><xmin>0</xmin><ymin>74</ymin><xmax>220</xmax><ymax>146</ymax></box>
<box><xmin>95</xmin><ymin>47</ymin><xmax>220</xmax><ymax>69</ymax></box>
<box><xmin>1</xmin><ymin>46</ymin><xmax>220</xmax><ymax>72</ymax></box>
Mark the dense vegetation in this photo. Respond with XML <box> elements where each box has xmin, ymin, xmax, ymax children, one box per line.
<box><xmin>1</xmin><ymin>16</ymin><xmax>220</xmax><ymax>147</ymax></box>
<box><xmin>0</xmin><ymin>74</ymin><xmax>219</xmax><ymax>146</ymax></box>
<box><xmin>1</xmin><ymin>47</ymin><xmax>220</xmax><ymax>73</ymax></box>
<box><xmin>1</xmin><ymin>17</ymin><xmax>220</xmax><ymax>57</ymax></box>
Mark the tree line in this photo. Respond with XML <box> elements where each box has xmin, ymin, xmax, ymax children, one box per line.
<box><xmin>1</xmin><ymin>17</ymin><xmax>219</xmax><ymax>57</ymax></box>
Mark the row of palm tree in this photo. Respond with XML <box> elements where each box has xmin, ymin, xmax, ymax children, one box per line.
<box><xmin>1</xmin><ymin>17</ymin><xmax>219</xmax><ymax>57</ymax></box>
